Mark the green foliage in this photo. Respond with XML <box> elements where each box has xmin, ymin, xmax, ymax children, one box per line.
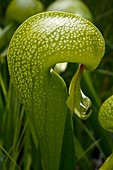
<box><xmin>46</xmin><ymin>0</ymin><xmax>93</xmax><ymax>22</ymax></box>
<box><xmin>99</xmin><ymin>153</ymin><xmax>113</xmax><ymax>170</ymax></box>
<box><xmin>0</xmin><ymin>0</ymin><xmax>113</xmax><ymax>170</ymax></box>
<box><xmin>99</xmin><ymin>95</ymin><xmax>113</xmax><ymax>132</ymax></box>
<box><xmin>7</xmin><ymin>11</ymin><xmax>105</xmax><ymax>169</ymax></box>
<box><xmin>66</xmin><ymin>65</ymin><xmax>92</xmax><ymax>120</ymax></box>
<box><xmin>5</xmin><ymin>0</ymin><xmax>44</xmax><ymax>23</ymax></box>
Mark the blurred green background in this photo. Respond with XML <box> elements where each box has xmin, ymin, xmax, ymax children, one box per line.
<box><xmin>0</xmin><ymin>0</ymin><xmax>113</xmax><ymax>169</ymax></box>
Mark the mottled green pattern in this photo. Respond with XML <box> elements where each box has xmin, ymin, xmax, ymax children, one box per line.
<box><xmin>8</xmin><ymin>12</ymin><xmax>105</xmax><ymax>107</ymax></box>
<box><xmin>98</xmin><ymin>95</ymin><xmax>113</xmax><ymax>132</ymax></box>
<box><xmin>7</xmin><ymin>12</ymin><xmax>105</xmax><ymax>170</ymax></box>
<box><xmin>8</xmin><ymin>12</ymin><xmax>104</xmax><ymax>103</ymax></box>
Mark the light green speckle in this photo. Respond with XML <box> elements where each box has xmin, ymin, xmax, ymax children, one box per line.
<box><xmin>7</xmin><ymin>11</ymin><xmax>105</xmax><ymax>170</ymax></box>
